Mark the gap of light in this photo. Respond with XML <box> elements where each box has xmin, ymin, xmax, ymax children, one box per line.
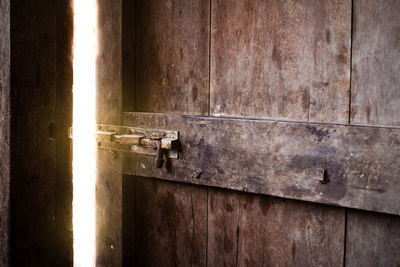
<box><xmin>72</xmin><ymin>0</ymin><xmax>97</xmax><ymax>266</ymax></box>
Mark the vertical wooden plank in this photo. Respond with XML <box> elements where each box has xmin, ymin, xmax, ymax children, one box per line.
<box><xmin>347</xmin><ymin>1</ymin><xmax>400</xmax><ymax>265</ymax></box>
<box><xmin>207</xmin><ymin>189</ymin><xmax>240</xmax><ymax>267</ymax></box>
<box><xmin>351</xmin><ymin>0</ymin><xmax>400</xmax><ymax>126</ymax></box>
<box><xmin>346</xmin><ymin>210</ymin><xmax>400</xmax><ymax>266</ymax></box>
<box><xmin>208</xmin><ymin>189</ymin><xmax>345</xmax><ymax>266</ymax></box>
<box><xmin>132</xmin><ymin>177</ymin><xmax>207</xmax><ymax>266</ymax></box>
<box><xmin>208</xmin><ymin>1</ymin><xmax>348</xmax><ymax>265</ymax></box>
<box><xmin>237</xmin><ymin>196</ymin><xmax>344</xmax><ymax>266</ymax></box>
<box><xmin>134</xmin><ymin>0</ymin><xmax>210</xmax><ymax>115</ymax></box>
<box><xmin>122</xmin><ymin>1</ymin><xmax>211</xmax><ymax>266</ymax></box>
<box><xmin>97</xmin><ymin>0</ymin><xmax>123</xmax><ymax>125</ymax></box>
<box><xmin>96</xmin><ymin>150</ymin><xmax>123</xmax><ymax>267</ymax></box>
<box><xmin>96</xmin><ymin>0</ymin><xmax>123</xmax><ymax>266</ymax></box>
<box><xmin>211</xmin><ymin>0</ymin><xmax>351</xmax><ymax>123</ymax></box>
<box><xmin>0</xmin><ymin>0</ymin><xmax>10</xmax><ymax>266</ymax></box>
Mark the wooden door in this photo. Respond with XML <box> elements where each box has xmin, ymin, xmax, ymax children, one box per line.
<box><xmin>2</xmin><ymin>1</ymin><xmax>73</xmax><ymax>266</ymax></box>
<box><xmin>95</xmin><ymin>0</ymin><xmax>400</xmax><ymax>266</ymax></box>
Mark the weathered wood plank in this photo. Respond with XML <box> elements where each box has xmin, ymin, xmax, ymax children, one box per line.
<box><xmin>351</xmin><ymin>0</ymin><xmax>400</xmax><ymax>126</ymax></box>
<box><xmin>207</xmin><ymin>189</ymin><xmax>344</xmax><ymax>266</ymax></box>
<box><xmin>238</xmin><ymin>194</ymin><xmax>344</xmax><ymax>266</ymax></box>
<box><xmin>96</xmin><ymin>149</ymin><xmax>123</xmax><ymax>267</ymax></box>
<box><xmin>126</xmin><ymin>176</ymin><xmax>207</xmax><ymax>266</ymax></box>
<box><xmin>96</xmin><ymin>0</ymin><xmax>123</xmax><ymax>266</ymax></box>
<box><xmin>123</xmin><ymin>112</ymin><xmax>400</xmax><ymax>215</ymax></box>
<box><xmin>0</xmin><ymin>0</ymin><xmax>10</xmax><ymax>265</ymax></box>
<box><xmin>134</xmin><ymin>0</ymin><xmax>210</xmax><ymax>115</ymax></box>
<box><xmin>209</xmin><ymin>2</ymin><xmax>349</xmax><ymax>264</ymax></box>
<box><xmin>346</xmin><ymin>210</ymin><xmax>400</xmax><ymax>266</ymax></box>
<box><xmin>347</xmin><ymin>1</ymin><xmax>400</xmax><ymax>264</ymax></box>
<box><xmin>210</xmin><ymin>0</ymin><xmax>351</xmax><ymax>123</ymax></box>
<box><xmin>207</xmin><ymin>189</ymin><xmax>240</xmax><ymax>267</ymax></box>
<box><xmin>97</xmin><ymin>0</ymin><xmax>123</xmax><ymax>125</ymax></box>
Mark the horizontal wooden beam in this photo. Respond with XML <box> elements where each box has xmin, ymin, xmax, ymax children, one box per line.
<box><xmin>122</xmin><ymin>112</ymin><xmax>400</xmax><ymax>215</ymax></box>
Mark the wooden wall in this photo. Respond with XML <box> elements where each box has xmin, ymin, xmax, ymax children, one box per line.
<box><xmin>115</xmin><ymin>0</ymin><xmax>400</xmax><ymax>266</ymax></box>
<box><xmin>0</xmin><ymin>0</ymin><xmax>10</xmax><ymax>266</ymax></box>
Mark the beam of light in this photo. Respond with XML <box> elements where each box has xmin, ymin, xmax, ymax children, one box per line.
<box><xmin>72</xmin><ymin>0</ymin><xmax>97</xmax><ymax>266</ymax></box>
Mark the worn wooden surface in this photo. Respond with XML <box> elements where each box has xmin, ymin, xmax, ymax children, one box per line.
<box><xmin>96</xmin><ymin>0</ymin><xmax>123</xmax><ymax>266</ymax></box>
<box><xmin>207</xmin><ymin>189</ymin><xmax>239</xmax><ymax>267</ymax></box>
<box><xmin>96</xmin><ymin>149</ymin><xmax>123</xmax><ymax>267</ymax></box>
<box><xmin>208</xmin><ymin>189</ymin><xmax>344</xmax><ymax>266</ymax></box>
<box><xmin>122</xmin><ymin>2</ymin><xmax>211</xmax><ymax>265</ymax></box>
<box><xmin>346</xmin><ymin>210</ymin><xmax>400</xmax><ymax>266</ymax></box>
<box><xmin>210</xmin><ymin>0</ymin><xmax>351</xmax><ymax>123</ymax></box>
<box><xmin>346</xmin><ymin>1</ymin><xmax>400</xmax><ymax>264</ymax></box>
<box><xmin>134</xmin><ymin>0</ymin><xmax>210</xmax><ymax>115</ymax></box>
<box><xmin>97</xmin><ymin>0</ymin><xmax>123</xmax><ymax>126</ymax></box>
<box><xmin>9</xmin><ymin>0</ymin><xmax>73</xmax><ymax>266</ymax></box>
<box><xmin>119</xmin><ymin>0</ymin><xmax>400</xmax><ymax>265</ymax></box>
<box><xmin>351</xmin><ymin>0</ymin><xmax>400</xmax><ymax>126</ymax></box>
<box><xmin>123</xmin><ymin>112</ymin><xmax>400</xmax><ymax>215</ymax></box>
<box><xmin>0</xmin><ymin>0</ymin><xmax>10</xmax><ymax>266</ymax></box>
<box><xmin>124</xmin><ymin>177</ymin><xmax>208</xmax><ymax>266</ymax></box>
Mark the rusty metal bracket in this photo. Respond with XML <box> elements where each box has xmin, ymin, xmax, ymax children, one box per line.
<box><xmin>95</xmin><ymin>124</ymin><xmax>179</xmax><ymax>168</ymax></box>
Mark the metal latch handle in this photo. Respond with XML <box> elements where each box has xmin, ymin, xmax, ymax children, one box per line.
<box><xmin>154</xmin><ymin>141</ymin><xmax>164</xmax><ymax>168</ymax></box>
<box><xmin>95</xmin><ymin>124</ymin><xmax>179</xmax><ymax>169</ymax></box>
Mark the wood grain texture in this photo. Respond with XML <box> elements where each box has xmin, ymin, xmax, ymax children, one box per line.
<box><xmin>96</xmin><ymin>0</ymin><xmax>123</xmax><ymax>266</ymax></box>
<box><xmin>123</xmin><ymin>112</ymin><xmax>400</xmax><ymax>215</ymax></box>
<box><xmin>208</xmin><ymin>2</ymin><xmax>349</xmax><ymax>265</ymax></box>
<box><xmin>236</xmin><ymin>196</ymin><xmax>344</xmax><ymax>267</ymax></box>
<box><xmin>97</xmin><ymin>0</ymin><xmax>123</xmax><ymax>125</ymax></box>
<box><xmin>208</xmin><ymin>189</ymin><xmax>344</xmax><ymax>266</ymax></box>
<box><xmin>351</xmin><ymin>0</ymin><xmax>400</xmax><ymax>126</ymax></box>
<box><xmin>347</xmin><ymin>1</ymin><xmax>400</xmax><ymax>264</ymax></box>
<box><xmin>127</xmin><ymin>176</ymin><xmax>207</xmax><ymax>266</ymax></box>
<box><xmin>210</xmin><ymin>0</ymin><xmax>351</xmax><ymax>123</ymax></box>
<box><xmin>0</xmin><ymin>0</ymin><xmax>10</xmax><ymax>266</ymax></box>
<box><xmin>207</xmin><ymin>189</ymin><xmax>240</xmax><ymax>267</ymax></box>
<box><xmin>96</xmin><ymin>149</ymin><xmax>123</xmax><ymax>267</ymax></box>
<box><xmin>134</xmin><ymin>0</ymin><xmax>210</xmax><ymax>115</ymax></box>
<box><xmin>346</xmin><ymin>210</ymin><xmax>400</xmax><ymax>266</ymax></box>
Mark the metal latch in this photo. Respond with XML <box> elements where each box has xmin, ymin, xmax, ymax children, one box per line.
<box><xmin>96</xmin><ymin>124</ymin><xmax>179</xmax><ymax>168</ymax></box>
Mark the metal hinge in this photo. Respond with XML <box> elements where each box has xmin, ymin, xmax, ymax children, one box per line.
<box><xmin>96</xmin><ymin>124</ymin><xmax>179</xmax><ymax>168</ymax></box>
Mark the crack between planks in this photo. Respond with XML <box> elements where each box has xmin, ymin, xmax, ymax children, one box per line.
<box><xmin>205</xmin><ymin>189</ymin><xmax>209</xmax><ymax>267</ymax></box>
<box><xmin>235</xmin><ymin>197</ymin><xmax>240</xmax><ymax>267</ymax></box>
<box><xmin>348</xmin><ymin>0</ymin><xmax>354</xmax><ymax>125</ymax></box>
<box><xmin>190</xmin><ymin>193</ymin><xmax>196</xmax><ymax>267</ymax></box>
<box><xmin>343</xmin><ymin>208</ymin><xmax>348</xmax><ymax>267</ymax></box>
<box><xmin>207</xmin><ymin>0</ymin><xmax>212</xmax><ymax>117</ymax></box>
